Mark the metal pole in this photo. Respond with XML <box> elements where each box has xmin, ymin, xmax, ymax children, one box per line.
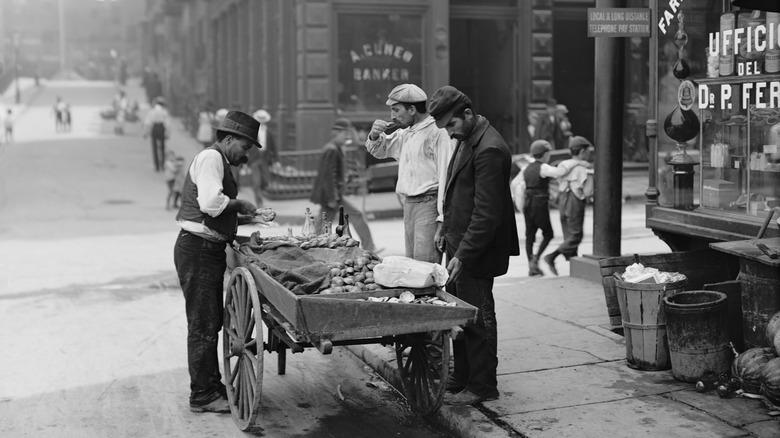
<box><xmin>58</xmin><ymin>0</ymin><xmax>66</xmax><ymax>72</ymax></box>
<box><xmin>13</xmin><ymin>34</ymin><xmax>19</xmax><ymax>104</ymax></box>
<box><xmin>645</xmin><ymin>0</ymin><xmax>659</xmax><ymax>205</ymax></box>
<box><xmin>592</xmin><ymin>0</ymin><xmax>626</xmax><ymax>257</ymax></box>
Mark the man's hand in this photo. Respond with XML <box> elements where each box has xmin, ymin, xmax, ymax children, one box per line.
<box><xmin>434</xmin><ymin>222</ymin><xmax>445</xmax><ymax>252</ymax></box>
<box><xmin>231</xmin><ymin>199</ymin><xmax>257</xmax><ymax>216</ymax></box>
<box><xmin>446</xmin><ymin>256</ymin><xmax>462</xmax><ymax>285</ymax></box>
<box><xmin>368</xmin><ymin>119</ymin><xmax>388</xmax><ymax>141</ymax></box>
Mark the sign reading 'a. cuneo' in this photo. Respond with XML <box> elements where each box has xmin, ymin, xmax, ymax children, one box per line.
<box><xmin>349</xmin><ymin>40</ymin><xmax>414</xmax><ymax>82</ymax></box>
<box><xmin>587</xmin><ymin>8</ymin><xmax>651</xmax><ymax>37</ymax></box>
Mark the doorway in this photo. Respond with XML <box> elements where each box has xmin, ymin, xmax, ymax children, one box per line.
<box><xmin>449</xmin><ymin>17</ymin><xmax>518</xmax><ymax>149</ymax></box>
<box><xmin>553</xmin><ymin>5</ymin><xmax>595</xmax><ymax>142</ymax></box>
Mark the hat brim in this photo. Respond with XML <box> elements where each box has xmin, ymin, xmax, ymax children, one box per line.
<box><xmin>217</xmin><ymin>127</ymin><xmax>262</xmax><ymax>148</ymax></box>
<box><xmin>434</xmin><ymin>109</ymin><xmax>456</xmax><ymax>129</ymax></box>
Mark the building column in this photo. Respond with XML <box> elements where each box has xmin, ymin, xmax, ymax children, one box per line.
<box><xmin>294</xmin><ymin>0</ymin><xmax>334</xmax><ymax>152</ymax></box>
<box><xmin>428</xmin><ymin>0</ymin><xmax>449</xmax><ymax>90</ymax></box>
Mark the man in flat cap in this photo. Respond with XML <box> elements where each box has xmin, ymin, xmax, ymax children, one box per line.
<box><xmin>429</xmin><ymin>85</ymin><xmax>519</xmax><ymax>406</ymax></box>
<box><xmin>364</xmin><ymin>83</ymin><xmax>454</xmax><ymax>263</ymax></box>
<box><xmin>543</xmin><ymin>135</ymin><xmax>595</xmax><ymax>275</ymax></box>
<box><xmin>174</xmin><ymin>110</ymin><xmax>263</xmax><ymax>413</ymax></box>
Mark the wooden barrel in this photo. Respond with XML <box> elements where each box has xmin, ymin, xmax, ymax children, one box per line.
<box><xmin>615</xmin><ymin>275</ymin><xmax>687</xmax><ymax>371</ymax></box>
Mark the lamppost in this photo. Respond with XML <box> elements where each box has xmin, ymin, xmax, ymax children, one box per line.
<box><xmin>13</xmin><ymin>32</ymin><xmax>20</xmax><ymax>104</ymax></box>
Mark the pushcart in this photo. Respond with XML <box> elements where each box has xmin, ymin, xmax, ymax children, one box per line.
<box><xmin>222</xmin><ymin>242</ymin><xmax>477</xmax><ymax>432</ymax></box>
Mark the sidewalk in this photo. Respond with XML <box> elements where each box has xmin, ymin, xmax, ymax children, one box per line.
<box><xmin>348</xmin><ymin>275</ymin><xmax>780</xmax><ymax>438</ymax></box>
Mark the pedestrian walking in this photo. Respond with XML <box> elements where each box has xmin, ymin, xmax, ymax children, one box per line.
<box><xmin>543</xmin><ymin>136</ymin><xmax>595</xmax><ymax>275</ymax></box>
<box><xmin>196</xmin><ymin>103</ymin><xmax>216</xmax><ymax>148</ymax></box>
<box><xmin>246</xmin><ymin>109</ymin><xmax>279</xmax><ymax>207</ymax></box>
<box><xmin>511</xmin><ymin>140</ymin><xmax>567</xmax><ymax>275</ymax></box>
<box><xmin>173</xmin><ymin>110</ymin><xmax>261</xmax><ymax>414</ymax></box>
<box><xmin>429</xmin><ymin>85</ymin><xmax>519</xmax><ymax>406</ymax></box>
<box><xmin>3</xmin><ymin>109</ymin><xmax>14</xmax><ymax>143</ymax></box>
<box><xmin>310</xmin><ymin>118</ymin><xmax>377</xmax><ymax>252</ymax></box>
<box><xmin>53</xmin><ymin>97</ymin><xmax>66</xmax><ymax>133</ymax></box>
<box><xmin>113</xmin><ymin>90</ymin><xmax>129</xmax><ymax>135</ymax></box>
<box><xmin>144</xmin><ymin>96</ymin><xmax>171</xmax><ymax>172</ymax></box>
<box><xmin>365</xmin><ymin>84</ymin><xmax>454</xmax><ymax>263</ymax></box>
<box><xmin>62</xmin><ymin>103</ymin><xmax>72</xmax><ymax>132</ymax></box>
<box><xmin>532</xmin><ymin>98</ymin><xmax>569</xmax><ymax>150</ymax></box>
<box><xmin>163</xmin><ymin>151</ymin><xmax>178</xmax><ymax>210</ymax></box>
<box><xmin>172</xmin><ymin>155</ymin><xmax>187</xmax><ymax>209</ymax></box>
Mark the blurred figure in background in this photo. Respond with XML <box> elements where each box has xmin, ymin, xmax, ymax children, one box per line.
<box><xmin>53</xmin><ymin>96</ymin><xmax>66</xmax><ymax>133</ymax></box>
<box><xmin>532</xmin><ymin>98</ymin><xmax>569</xmax><ymax>150</ymax></box>
<box><xmin>4</xmin><ymin>109</ymin><xmax>14</xmax><ymax>143</ymax></box>
<box><xmin>196</xmin><ymin>102</ymin><xmax>216</xmax><ymax>148</ymax></box>
<box><xmin>246</xmin><ymin>109</ymin><xmax>278</xmax><ymax>207</ymax></box>
<box><xmin>144</xmin><ymin>96</ymin><xmax>171</xmax><ymax>172</ymax></box>
<box><xmin>310</xmin><ymin>118</ymin><xmax>377</xmax><ymax>252</ymax></box>
<box><xmin>164</xmin><ymin>151</ymin><xmax>178</xmax><ymax>210</ymax></box>
<box><xmin>113</xmin><ymin>90</ymin><xmax>129</xmax><ymax>135</ymax></box>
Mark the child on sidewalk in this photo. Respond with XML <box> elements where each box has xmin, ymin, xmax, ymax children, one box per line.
<box><xmin>171</xmin><ymin>155</ymin><xmax>187</xmax><ymax>209</ymax></box>
<box><xmin>163</xmin><ymin>151</ymin><xmax>178</xmax><ymax>210</ymax></box>
<box><xmin>543</xmin><ymin>136</ymin><xmax>595</xmax><ymax>275</ymax></box>
<box><xmin>513</xmin><ymin>140</ymin><xmax>575</xmax><ymax>276</ymax></box>
<box><xmin>4</xmin><ymin>109</ymin><xmax>14</xmax><ymax>143</ymax></box>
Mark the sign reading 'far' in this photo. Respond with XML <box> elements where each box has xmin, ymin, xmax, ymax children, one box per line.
<box><xmin>587</xmin><ymin>8</ymin><xmax>651</xmax><ymax>38</ymax></box>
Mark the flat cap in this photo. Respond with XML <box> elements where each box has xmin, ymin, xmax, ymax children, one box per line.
<box><xmin>428</xmin><ymin>85</ymin><xmax>472</xmax><ymax>129</ymax></box>
<box><xmin>530</xmin><ymin>140</ymin><xmax>552</xmax><ymax>157</ymax></box>
<box><xmin>568</xmin><ymin>136</ymin><xmax>594</xmax><ymax>153</ymax></box>
<box><xmin>386</xmin><ymin>84</ymin><xmax>427</xmax><ymax>106</ymax></box>
<box><xmin>331</xmin><ymin>118</ymin><xmax>352</xmax><ymax>131</ymax></box>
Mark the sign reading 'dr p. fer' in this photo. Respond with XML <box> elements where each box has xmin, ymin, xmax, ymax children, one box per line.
<box><xmin>587</xmin><ymin>8</ymin><xmax>651</xmax><ymax>38</ymax></box>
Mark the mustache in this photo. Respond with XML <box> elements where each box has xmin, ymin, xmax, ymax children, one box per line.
<box><xmin>236</xmin><ymin>155</ymin><xmax>249</xmax><ymax>165</ymax></box>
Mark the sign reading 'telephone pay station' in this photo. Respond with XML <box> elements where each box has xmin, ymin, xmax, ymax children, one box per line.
<box><xmin>587</xmin><ymin>8</ymin><xmax>651</xmax><ymax>38</ymax></box>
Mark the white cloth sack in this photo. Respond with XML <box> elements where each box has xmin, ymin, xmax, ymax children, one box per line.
<box><xmin>373</xmin><ymin>256</ymin><xmax>449</xmax><ymax>288</ymax></box>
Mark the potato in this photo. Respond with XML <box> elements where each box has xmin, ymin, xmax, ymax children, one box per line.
<box><xmin>332</xmin><ymin>286</ymin><xmax>345</xmax><ymax>294</ymax></box>
<box><xmin>330</xmin><ymin>267</ymin><xmax>342</xmax><ymax>276</ymax></box>
<box><xmin>344</xmin><ymin>259</ymin><xmax>355</xmax><ymax>267</ymax></box>
<box><xmin>343</xmin><ymin>277</ymin><xmax>354</xmax><ymax>285</ymax></box>
<box><xmin>347</xmin><ymin>286</ymin><xmax>362</xmax><ymax>293</ymax></box>
<box><xmin>354</xmin><ymin>273</ymin><xmax>365</xmax><ymax>282</ymax></box>
<box><xmin>355</xmin><ymin>282</ymin><xmax>365</xmax><ymax>289</ymax></box>
<box><xmin>363</xmin><ymin>278</ymin><xmax>374</xmax><ymax>284</ymax></box>
<box><xmin>345</xmin><ymin>267</ymin><xmax>355</xmax><ymax>275</ymax></box>
<box><xmin>319</xmin><ymin>288</ymin><xmax>334</xmax><ymax>295</ymax></box>
<box><xmin>331</xmin><ymin>277</ymin><xmax>344</xmax><ymax>286</ymax></box>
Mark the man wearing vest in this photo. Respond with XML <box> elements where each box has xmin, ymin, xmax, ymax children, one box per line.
<box><xmin>173</xmin><ymin>111</ymin><xmax>261</xmax><ymax>413</ymax></box>
<box><xmin>513</xmin><ymin>140</ymin><xmax>575</xmax><ymax>276</ymax></box>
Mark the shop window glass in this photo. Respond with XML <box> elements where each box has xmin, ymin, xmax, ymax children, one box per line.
<box><xmin>336</xmin><ymin>13</ymin><xmax>423</xmax><ymax>112</ymax></box>
<box><xmin>659</xmin><ymin>4</ymin><xmax>780</xmax><ymax>215</ymax></box>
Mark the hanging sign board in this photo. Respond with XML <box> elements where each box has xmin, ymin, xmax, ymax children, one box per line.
<box><xmin>587</xmin><ymin>8</ymin><xmax>651</xmax><ymax>37</ymax></box>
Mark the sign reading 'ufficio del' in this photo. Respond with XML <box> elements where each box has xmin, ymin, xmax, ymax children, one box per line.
<box><xmin>587</xmin><ymin>8</ymin><xmax>651</xmax><ymax>38</ymax></box>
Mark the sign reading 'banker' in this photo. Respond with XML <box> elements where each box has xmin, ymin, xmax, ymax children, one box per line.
<box><xmin>587</xmin><ymin>8</ymin><xmax>651</xmax><ymax>38</ymax></box>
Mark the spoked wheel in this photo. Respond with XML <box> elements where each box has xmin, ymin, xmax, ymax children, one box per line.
<box><xmin>395</xmin><ymin>330</ymin><xmax>451</xmax><ymax>416</ymax></box>
<box><xmin>223</xmin><ymin>267</ymin><xmax>264</xmax><ymax>431</ymax></box>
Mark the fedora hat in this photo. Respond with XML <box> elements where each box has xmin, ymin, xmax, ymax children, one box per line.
<box><xmin>217</xmin><ymin>111</ymin><xmax>261</xmax><ymax>148</ymax></box>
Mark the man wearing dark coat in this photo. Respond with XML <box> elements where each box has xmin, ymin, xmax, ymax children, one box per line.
<box><xmin>533</xmin><ymin>98</ymin><xmax>569</xmax><ymax>150</ymax></box>
<box><xmin>309</xmin><ymin>118</ymin><xmax>376</xmax><ymax>252</ymax></box>
<box><xmin>429</xmin><ymin>86</ymin><xmax>520</xmax><ymax>406</ymax></box>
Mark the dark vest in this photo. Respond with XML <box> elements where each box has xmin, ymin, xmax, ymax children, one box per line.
<box><xmin>523</xmin><ymin>161</ymin><xmax>549</xmax><ymax>197</ymax></box>
<box><xmin>176</xmin><ymin>146</ymin><xmax>238</xmax><ymax>240</ymax></box>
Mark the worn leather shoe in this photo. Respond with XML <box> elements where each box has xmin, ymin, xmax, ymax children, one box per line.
<box><xmin>445</xmin><ymin>377</ymin><xmax>466</xmax><ymax>393</ymax></box>
<box><xmin>528</xmin><ymin>259</ymin><xmax>544</xmax><ymax>276</ymax></box>
<box><xmin>190</xmin><ymin>396</ymin><xmax>231</xmax><ymax>414</ymax></box>
<box><xmin>443</xmin><ymin>389</ymin><xmax>498</xmax><ymax>406</ymax></box>
<box><xmin>543</xmin><ymin>253</ymin><xmax>559</xmax><ymax>276</ymax></box>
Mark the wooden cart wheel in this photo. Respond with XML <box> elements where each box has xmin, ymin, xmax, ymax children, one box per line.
<box><xmin>223</xmin><ymin>267</ymin><xmax>264</xmax><ymax>431</ymax></box>
<box><xmin>395</xmin><ymin>331</ymin><xmax>451</xmax><ymax>416</ymax></box>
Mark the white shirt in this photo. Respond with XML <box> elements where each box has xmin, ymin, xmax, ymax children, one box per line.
<box><xmin>365</xmin><ymin>115</ymin><xmax>455</xmax><ymax>221</ymax></box>
<box><xmin>176</xmin><ymin>149</ymin><xmax>231</xmax><ymax>241</ymax></box>
<box><xmin>557</xmin><ymin>158</ymin><xmax>592</xmax><ymax>200</ymax></box>
<box><xmin>510</xmin><ymin>157</ymin><xmax>574</xmax><ymax>210</ymax></box>
<box><xmin>144</xmin><ymin>104</ymin><xmax>171</xmax><ymax>132</ymax></box>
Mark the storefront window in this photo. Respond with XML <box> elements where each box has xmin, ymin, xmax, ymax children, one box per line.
<box><xmin>660</xmin><ymin>4</ymin><xmax>780</xmax><ymax>215</ymax></box>
<box><xmin>336</xmin><ymin>13</ymin><xmax>423</xmax><ymax>113</ymax></box>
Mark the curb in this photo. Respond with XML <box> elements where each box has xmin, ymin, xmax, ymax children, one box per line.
<box><xmin>345</xmin><ymin>343</ymin><xmax>517</xmax><ymax>438</ymax></box>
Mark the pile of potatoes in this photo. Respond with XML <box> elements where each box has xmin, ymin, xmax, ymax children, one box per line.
<box><xmin>319</xmin><ymin>253</ymin><xmax>382</xmax><ymax>294</ymax></box>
